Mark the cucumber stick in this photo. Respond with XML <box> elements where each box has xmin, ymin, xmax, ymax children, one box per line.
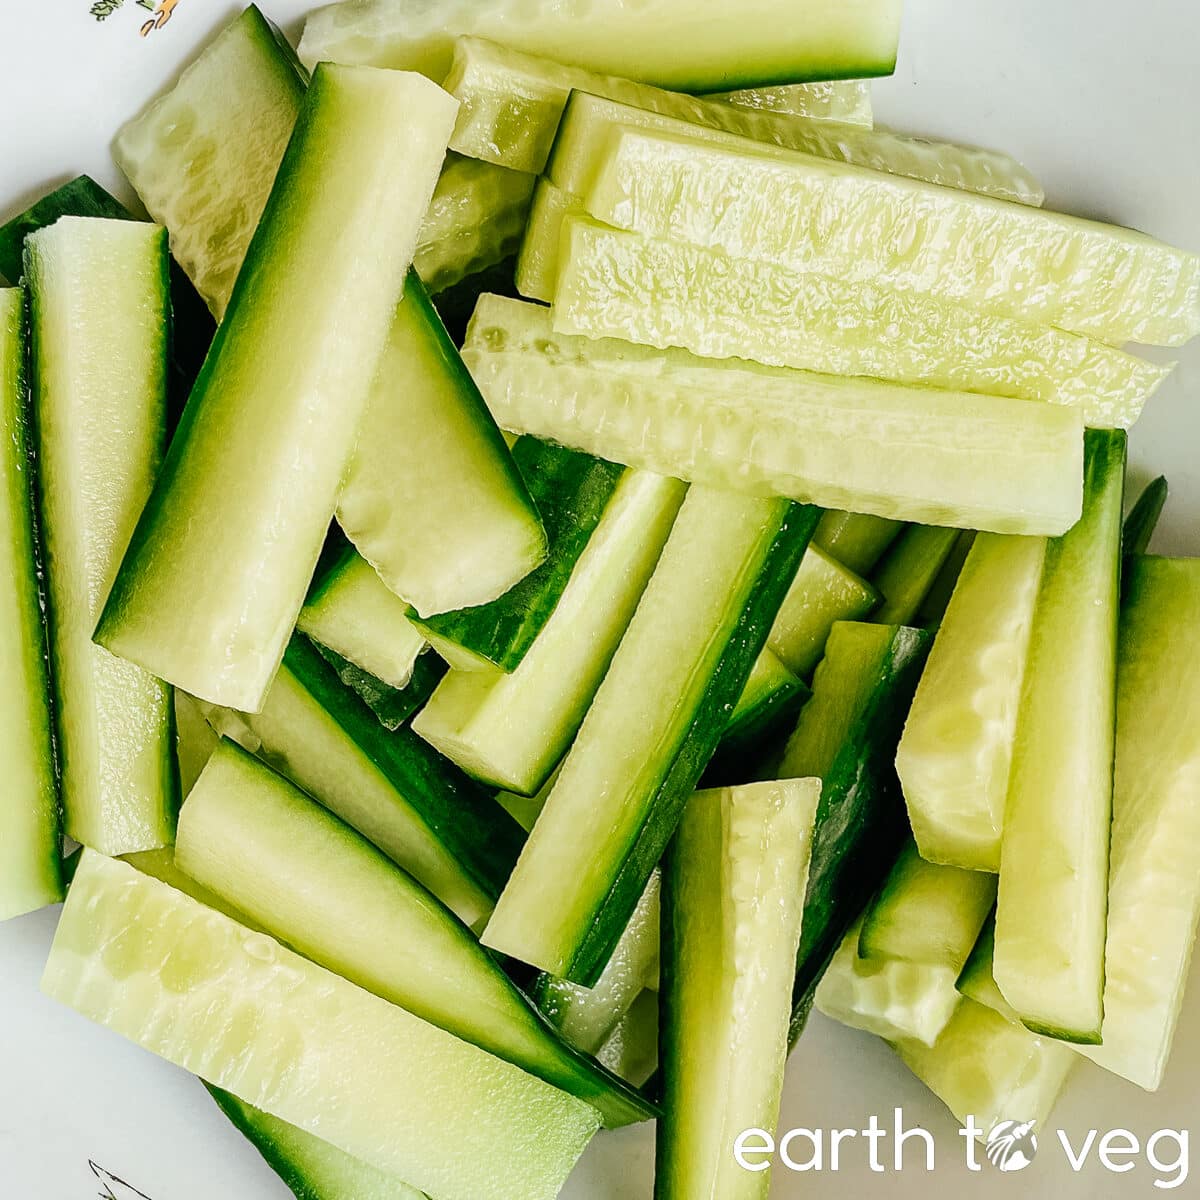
<box><xmin>714</xmin><ymin>81</ymin><xmax>873</xmax><ymax>126</ymax></box>
<box><xmin>299</xmin><ymin>0</ymin><xmax>903</xmax><ymax>92</ymax></box>
<box><xmin>298</xmin><ymin>546</ymin><xmax>427</xmax><ymax>691</ymax></box>
<box><xmin>1122</xmin><ymin>475</ymin><xmax>1168</xmax><ymax>581</ymax></box>
<box><xmin>206</xmin><ymin>637</ymin><xmax>524</xmax><ymax>932</ymax></box>
<box><xmin>336</xmin><ymin>273</ymin><xmax>545</xmax><ymax>618</ymax></box>
<box><xmin>463</xmin><ymin>296</ymin><xmax>1085</xmax><ymax>536</ymax></box>
<box><xmin>870</xmin><ymin>525</ymin><xmax>962</xmax><ymax>626</ymax></box>
<box><xmin>658</xmin><ymin>780</ymin><xmax>820</xmax><ymax>1200</ymax></box>
<box><xmin>956</xmin><ymin>920</ymin><xmax>1019</xmax><ymax>1022</ymax></box>
<box><xmin>413</xmin><ymin>469</ymin><xmax>686</xmax><ymax>794</ymax></box>
<box><xmin>896</xmin><ymin>533</ymin><xmax>1046</xmax><ymax>871</ymax></box>
<box><xmin>813</xmin><ymin>511</ymin><xmax>904</xmax><ymax>576</ymax></box>
<box><xmin>410</xmin><ymin>440</ymin><xmax>625</xmax><ymax>670</ymax></box>
<box><xmin>580</xmin><ymin>127</ymin><xmax>1200</xmax><ymax>347</ymax></box>
<box><xmin>315</xmin><ymin>641</ymin><xmax>446</xmax><ymax>733</ymax></box>
<box><xmin>1078</xmin><ymin>558</ymin><xmax>1200</xmax><ymax>1090</ymax></box>
<box><xmin>553</xmin><ymin>220</ymin><xmax>1165</xmax><ymax>427</ymax></box>
<box><xmin>711</xmin><ymin>649</ymin><xmax>809</xmax><ymax>776</ymax></box>
<box><xmin>483</xmin><ymin>488</ymin><xmax>819</xmax><ymax>981</ymax></box>
<box><xmin>25</xmin><ymin>218</ymin><xmax>175</xmax><ymax>855</ymax></box>
<box><xmin>208</xmin><ymin>1088</ymin><xmax>424</xmax><ymax>1200</ymax></box>
<box><xmin>814</xmin><ymin>918</ymin><xmax>960</xmax><ymax>1047</ymax></box>
<box><xmin>895</xmin><ymin>997</ymin><xmax>1077</xmax><ymax>1133</ymax></box>
<box><xmin>994</xmin><ymin>430</ymin><xmax>1126</xmax><ymax>1043</ymax></box>
<box><xmin>0</xmin><ymin>289</ymin><xmax>62</xmax><ymax>918</ymax></box>
<box><xmin>98</xmin><ymin>66</ymin><xmax>457</xmax><ymax>712</ymax></box>
<box><xmin>596</xmin><ymin>989</ymin><xmax>659</xmax><ymax>1088</ymax></box>
<box><xmin>176</xmin><ymin>742</ymin><xmax>653</xmax><ymax>1127</ymax></box>
<box><xmin>515</xmin><ymin>179</ymin><xmax>581</xmax><ymax>303</ymax></box>
<box><xmin>858</xmin><ymin>840</ymin><xmax>997</xmax><ymax>970</ymax></box>
<box><xmin>44</xmin><ymin>852</ymin><xmax>599</xmax><ymax>1200</ymax></box>
<box><xmin>778</xmin><ymin>621</ymin><xmax>932</xmax><ymax>1039</ymax></box>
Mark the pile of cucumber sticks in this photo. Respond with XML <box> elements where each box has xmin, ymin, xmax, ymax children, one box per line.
<box><xmin>3</xmin><ymin>2</ymin><xmax>1200</xmax><ymax>1198</ymax></box>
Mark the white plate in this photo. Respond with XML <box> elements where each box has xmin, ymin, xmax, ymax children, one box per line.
<box><xmin>2</xmin><ymin>2</ymin><xmax>1198</xmax><ymax>1197</ymax></box>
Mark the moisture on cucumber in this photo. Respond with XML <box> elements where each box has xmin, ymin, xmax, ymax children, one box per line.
<box><xmin>713</xmin><ymin>80</ymin><xmax>873</xmax><ymax>126</ymax></box>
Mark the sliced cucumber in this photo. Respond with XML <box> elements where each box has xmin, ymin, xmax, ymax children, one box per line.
<box><xmin>896</xmin><ymin>533</ymin><xmax>1046</xmax><ymax>871</ymax></box>
<box><xmin>549</xmin><ymin>92</ymin><xmax>1042</xmax><ymax>206</ymax></box>
<box><xmin>1077</xmin><ymin>558</ymin><xmax>1200</xmax><ymax>1090</ymax></box>
<box><xmin>713</xmin><ymin>80</ymin><xmax>873</xmax><ymax>126</ymax></box>
<box><xmin>915</xmin><ymin>530</ymin><xmax>977</xmax><ymax>627</ymax></box>
<box><xmin>206</xmin><ymin>637</ymin><xmax>524</xmax><ymax>932</ymax></box>
<box><xmin>99</xmin><ymin>66</ymin><xmax>457</xmax><ymax>712</ymax></box>
<box><xmin>814</xmin><ymin>917</ymin><xmax>960</xmax><ymax>1047</ymax></box>
<box><xmin>870</xmin><ymin>526</ymin><xmax>962</xmax><ymax>626</ymax></box>
<box><xmin>174</xmin><ymin>691</ymin><xmax>220</xmax><ymax>798</ymax></box>
<box><xmin>895</xmin><ymin>996</ymin><xmax>1077</xmax><ymax>1133</ymax></box>
<box><xmin>483</xmin><ymin>488</ymin><xmax>819</xmax><ymax>981</ymax></box>
<box><xmin>709</xmin><ymin>649</ymin><xmax>810</xmax><ymax>780</ymax></box>
<box><xmin>956</xmin><ymin>919</ymin><xmax>1018</xmax><ymax>1022</ymax></box>
<box><xmin>177</xmin><ymin>741</ymin><xmax>653</xmax><ymax>1127</ymax></box>
<box><xmin>536</xmin><ymin>873</ymin><xmax>662</xmax><ymax>1057</ymax></box>
<box><xmin>208</xmin><ymin>1087</ymin><xmax>424</xmax><ymax>1200</ymax></box>
<box><xmin>994</xmin><ymin>430</ymin><xmax>1126</xmax><ymax>1042</ymax></box>
<box><xmin>337</xmin><ymin>273</ymin><xmax>544</xmax><ymax>620</ymax></box>
<box><xmin>1122</xmin><ymin>475</ymin><xmax>1168</xmax><ymax>577</ymax></box>
<box><xmin>312</xmin><ymin>639</ymin><xmax>446</xmax><ymax>732</ymax></box>
<box><xmin>412</xmin><ymin>469</ymin><xmax>685</xmax><ymax>794</ymax></box>
<box><xmin>299</xmin><ymin>0</ymin><xmax>903</xmax><ymax>92</ymax></box>
<box><xmin>553</xmin><ymin>220</ymin><xmax>1166</xmax><ymax>426</ymax></box>
<box><xmin>657</xmin><ymin>779</ymin><xmax>821</xmax><ymax>1200</ymax></box>
<box><xmin>298</xmin><ymin>546</ymin><xmax>426</xmax><ymax>691</ymax></box>
<box><xmin>515</xmin><ymin>178</ymin><xmax>582</xmax><ymax>303</ymax></box>
<box><xmin>26</xmin><ymin>218</ymin><xmax>176</xmax><ymax>855</ymax></box>
<box><xmin>581</xmin><ymin>127</ymin><xmax>1200</xmax><ymax>346</ymax></box>
<box><xmin>463</xmin><ymin>296</ymin><xmax>1085</xmax><ymax>536</ymax></box>
<box><xmin>596</xmin><ymin>989</ymin><xmax>659</xmax><ymax>1089</ymax></box>
<box><xmin>778</xmin><ymin>621</ymin><xmax>932</xmax><ymax>1039</ymax></box>
<box><xmin>766</xmin><ymin>547</ymin><xmax>879</xmax><ymax>677</ymax></box>
<box><xmin>858</xmin><ymin>841</ymin><xmax>997</xmax><ymax>970</ymax></box>
<box><xmin>409</xmin><ymin>440</ymin><xmax>624</xmax><ymax>669</ymax></box>
<box><xmin>44</xmin><ymin>852</ymin><xmax>599</xmax><ymax>1200</ymax></box>
<box><xmin>0</xmin><ymin>288</ymin><xmax>62</xmax><ymax>919</ymax></box>
<box><xmin>812</xmin><ymin>511</ymin><xmax>904</xmax><ymax>576</ymax></box>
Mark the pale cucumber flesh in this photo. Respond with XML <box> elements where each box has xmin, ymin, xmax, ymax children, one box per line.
<box><xmin>713</xmin><ymin>80</ymin><xmax>873</xmax><ymax>126</ymax></box>
<box><xmin>812</xmin><ymin>510</ymin><xmax>904</xmax><ymax>576</ymax></box>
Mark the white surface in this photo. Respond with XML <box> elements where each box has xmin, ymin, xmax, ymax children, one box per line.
<box><xmin>2</xmin><ymin>1</ymin><xmax>1199</xmax><ymax>1197</ymax></box>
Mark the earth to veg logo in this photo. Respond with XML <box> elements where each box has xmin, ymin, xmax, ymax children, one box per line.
<box><xmin>985</xmin><ymin>1119</ymin><xmax>1039</xmax><ymax>1171</ymax></box>
<box><xmin>88</xmin><ymin>0</ymin><xmax>181</xmax><ymax>37</ymax></box>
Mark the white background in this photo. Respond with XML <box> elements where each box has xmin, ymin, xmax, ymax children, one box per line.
<box><xmin>2</xmin><ymin>1</ymin><xmax>1199</xmax><ymax>1196</ymax></box>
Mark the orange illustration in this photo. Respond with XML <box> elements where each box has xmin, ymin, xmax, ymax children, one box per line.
<box><xmin>139</xmin><ymin>0</ymin><xmax>179</xmax><ymax>36</ymax></box>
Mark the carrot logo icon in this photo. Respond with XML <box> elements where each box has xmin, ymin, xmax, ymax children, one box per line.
<box><xmin>139</xmin><ymin>0</ymin><xmax>180</xmax><ymax>36</ymax></box>
<box><xmin>985</xmin><ymin>1119</ymin><xmax>1039</xmax><ymax>1171</ymax></box>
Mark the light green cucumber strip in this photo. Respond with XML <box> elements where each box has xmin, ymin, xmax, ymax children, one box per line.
<box><xmin>553</xmin><ymin>221</ymin><xmax>1167</xmax><ymax>425</ymax></box>
<box><xmin>814</xmin><ymin>917</ymin><xmax>960</xmax><ymax>1047</ymax></box>
<box><xmin>26</xmin><ymin>218</ymin><xmax>176</xmax><ymax>855</ymax></box>
<box><xmin>727</xmin><ymin>649</ymin><xmax>805</xmax><ymax>732</ymax></box>
<box><xmin>209</xmin><ymin>1087</ymin><xmax>426</xmax><ymax>1200</ymax></box>
<box><xmin>858</xmin><ymin>840</ymin><xmax>997</xmax><ymax>970</ymax></box>
<box><xmin>337</xmin><ymin>272</ymin><xmax>544</xmax><ymax>618</ymax></box>
<box><xmin>1077</xmin><ymin>557</ymin><xmax>1200</xmax><ymax>1091</ymax></box>
<box><xmin>994</xmin><ymin>430</ymin><xmax>1125</xmax><ymax>1043</ymax></box>
<box><xmin>515</xmin><ymin>178</ymin><xmax>581</xmax><ymax>303</ymax></box>
<box><xmin>812</xmin><ymin>510</ymin><xmax>904</xmax><ymax>576</ymax></box>
<box><xmin>657</xmin><ymin>780</ymin><xmax>820</xmax><ymax>1200</ymax></box>
<box><xmin>44</xmin><ymin>852</ymin><xmax>599</xmax><ymax>1200</ymax></box>
<box><xmin>0</xmin><ymin>288</ymin><xmax>62</xmax><ymax>918</ymax></box>
<box><xmin>767</xmin><ymin>545</ymin><xmax>879</xmax><ymax>677</ymax></box>
<box><xmin>298</xmin><ymin>548</ymin><xmax>427</xmax><ymax>691</ymax></box>
<box><xmin>548</xmin><ymin>91</ymin><xmax>1042</xmax><ymax>206</ymax></box>
<box><xmin>896</xmin><ymin>533</ymin><xmax>1046</xmax><ymax>872</ymax></box>
<box><xmin>956</xmin><ymin>920</ymin><xmax>1018</xmax><ymax>1022</ymax></box>
<box><xmin>582</xmin><ymin>127</ymin><xmax>1200</xmax><ymax>346</ymax></box>
<box><xmin>712</xmin><ymin>80</ymin><xmax>873</xmax><ymax>126</ymax></box>
<box><xmin>895</xmin><ymin>996</ymin><xmax>1077</xmax><ymax>1133</ymax></box>
<box><xmin>99</xmin><ymin>68</ymin><xmax>458</xmax><ymax>712</ymax></box>
<box><xmin>176</xmin><ymin>742</ymin><xmax>653</xmax><ymax>1127</ymax></box>
<box><xmin>496</xmin><ymin>765</ymin><xmax>559</xmax><ymax>834</ymax></box>
<box><xmin>446</xmin><ymin>40</ymin><xmax>1037</xmax><ymax>202</ymax></box>
<box><xmin>413</xmin><ymin>470</ymin><xmax>685</xmax><ymax>794</ymax></box>
<box><xmin>870</xmin><ymin>525</ymin><xmax>962</xmax><ymax>626</ymax></box>
<box><xmin>537</xmin><ymin>872</ymin><xmax>662</xmax><ymax>1057</ymax></box>
<box><xmin>174</xmin><ymin>691</ymin><xmax>221</xmax><ymax>798</ymax></box>
<box><xmin>596</xmin><ymin>989</ymin><xmax>659</xmax><ymax>1088</ymax></box>
<box><xmin>463</xmin><ymin>296</ymin><xmax>1085</xmax><ymax>536</ymax></box>
<box><xmin>915</xmin><ymin>530</ymin><xmax>976</xmax><ymax>627</ymax></box>
<box><xmin>298</xmin><ymin>0</ymin><xmax>903</xmax><ymax>92</ymax></box>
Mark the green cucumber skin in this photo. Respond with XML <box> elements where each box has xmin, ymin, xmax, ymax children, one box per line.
<box><xmin>283</xmin><ymin>637</ymin><xmax>524</xmax><ymax>904</ymax></box>
<box><xmin>313</xmin><ymin>638</ymin><xmax>446</xmax><ymax>731</ymax></box>
<box><xmin>786</xmin><ymin>625</ymin><xmax>933</xmax><ymax>1043</ymax></box>
<box><xmin>1122</xmin><ymin>475</ymin><xmax>1168</xmax><ymax>589</ymax></box>
<box><xmin>567</xmin><ymin>502</ymin><xmax>821</xmax><ymax>986</ymax></box>
<box><xmin>871</xmin><ymin>526</ymin><xmax>961</xmax><ymax>626</ymax></box>
<box><xmin>0</xmin><ymin>174</ymin><xmax>213</xmax><ymax>428</ymax></box>
<box><xmin>413</xmin><ymin>439</ymin><xmax>625</xmax><ymax>670</ymax></box>
<box><xmin>705</xmin><ymin>676</ymin><xmax>811</xmax><ymax>787</ymax></box>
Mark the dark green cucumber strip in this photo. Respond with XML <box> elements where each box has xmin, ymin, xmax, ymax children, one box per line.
<box><xmin>208</xmin><ymin>1086</ymin><xmax>426</xmax><ymax>1200</ymax></box>
<box><xmin>0</xmin><ymin>287</ymin><xmax>62</xmax><ymax>920</ymax></box>
<box><xmin>915</xmin><ymin>529</ymin><xmax>976</xmax><ymax>627</ymax></box>
<box><xmin>313</xmin><ymin>640</ymin><xmax>447</xmax><ymax>732</ymax></box>
<box><xmin>177</xmin><ymin>742</ymin><xmax>655</xmax><ymax>1127</ymax></box>
<box><xmin>871</xmin><ymin>525</ymin><xmax>961</xmax><ymax>625</ymax></box>
<box><xmin>778</xmin><ymin>620</ymin><xmax>933</xmax><ymax>1043</ymax></box>
<box><xmin>483</xmin><ymin>490</ymin><xmax>819</xmax><ymax>984</ymax></box>
<box><xmin>1122</xmin><ymin>475</ymin><xmax>1167</xmax><ymax>584</ymax></box>
<box><xmin>0</xmin><ymin>174</ymin><xmax>214</xmax><ymax>427</ymax></box>
<box><xmin>412</xmin><ymin>439</ymin><xmax>626</xmax><ymax>671</ymax></box>
<box><xmin>206</xmin><ymin>636</ymin><xmax>524</xmax><ymax>932</ymax></box>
